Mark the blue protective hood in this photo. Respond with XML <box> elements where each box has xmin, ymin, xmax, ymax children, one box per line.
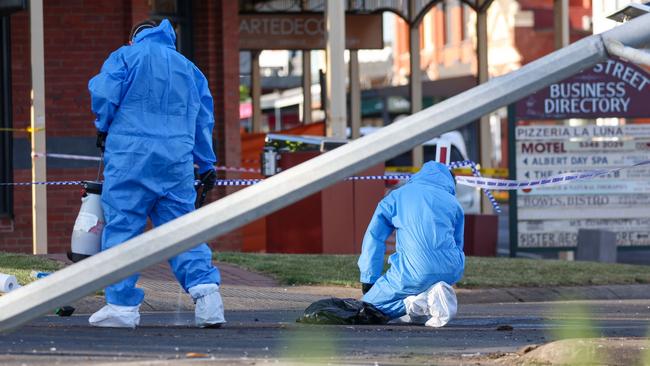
<box><xmin>408</xmin><ymin>161</ymin><xmax>456</xmax><ymax>196</ymax></box>
<box><xmin>358</xmin><ymin>158</ymin><xmax>465</xmax><ymax>318</ymax></box>
<box><xmin>133</xmin><ymin>19</ymin><xmax>176</xmax><ymax>47</ymax></box>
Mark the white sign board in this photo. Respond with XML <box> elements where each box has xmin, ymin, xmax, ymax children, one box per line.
<box><xmin>515</xmin><ymin>125</ymin><xmax>650</xmax><ymax>248</ymax></box>
<box><xmin>518</xmin><ymin>218</ymin><xmax>650</xmax><ymax>248</ymax></box>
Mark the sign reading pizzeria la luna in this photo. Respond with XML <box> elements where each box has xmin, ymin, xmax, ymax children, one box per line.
<box><xmin>516</xmin><ymin>58</ymin><xmax>649</xmax><ymax>120</ymax></box>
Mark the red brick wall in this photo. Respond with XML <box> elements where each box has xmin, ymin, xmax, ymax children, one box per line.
<box><xmin>4</xmin><ymin>1</ymin><xmax>133</xmax><ymax>253</ymax></box>
<box><xmin>3</xmin><ymin>0</ymin><xmax>242</xmax><ymax>253</ymax></box>
<box><xmin>193</xmin><ymin>0</ymin><xmax>241</xmax><ymax>170</ymax></box>
<box><xmin>11</xmin><ymin>0</ymin><xmax>133</xmax><ymax>138</ymax></box>
<box><xmin>1</xmin><ymin>168</ymin><xmax>101</xmax><ymax>254</ymax></box>
<box><xmin>516</xmin><ymin>0</ymin><xmax>593</xmax><ymax>65</ymax></box>
<box><xmin>9</xmin><ymin>11</ymin><xmax>28</xmax><ymax>134</ymax></box>
<box><xmin>394</xmin><ymin>0</ymin><xmax>593</xmax><ymax>77</ymax></box>
<box><xmin>193</xmin><ymin>0</ymin><xmax>242</xmax><ymax>251</ymax></box>
<box><xmin>1</xmin><ymin>11</ymin><xmax>28</xmax><ymax>252</ymax></box>
<box><xmin>44</xmin><ymin>0</ymin><xmax>130</xmax><ymax>137</ymax></box>
<box><xmin>127</xmin><ymin>0</ymin><xmax>152</xmax><ymax>33</ymax></box>
<box><xmin>0</xmin><ymin>170</ymin><xmax>31</xmax><ymax>253</ymax></box>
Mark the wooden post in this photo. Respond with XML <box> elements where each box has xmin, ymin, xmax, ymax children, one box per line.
<box><xmin>302</xmin><ymin>50</ymin><xmax>312</xmax><ymax>124</ymax></box>
<box><xmin>477</xmin><ymin>6</ymin><xmax>493</xmax><ymax>214</ymax></box>
<box><xmin>325</xmin><ymin>0</ymin><xmax>347</xmax><ymax>138</ymax></box>
<box><xmin>409</xmin><ymin>0</ymin><xmax>423</xmax><ymax>167</ymax></box>
<box><xmin>30</xmin><ymin>0</ymin><xmax>48</xmax><ymax>254</ymax></box>
<box><xmin>554</xmin><ymin>0</ymin><xmax>570</xmax><ymax>49</ymax></box>
<box><xmin>349</xmin><ymin>50</ymin><xmax>361</xmax><ymax>139</ymax></box>
<box><xmin>251</xmin><ymin>50</ymin><xmax>262</xmax><ymax>132</ymax></box>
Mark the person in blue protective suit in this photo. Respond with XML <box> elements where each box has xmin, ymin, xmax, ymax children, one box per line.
<box><xmin>357</xmin><ymin>161</ymin><xmax>465</xmax><ymax>319</ymax></box>
<box><xmin>87</xmin><ymin>19</ymin><xmax>224</xmax><ymax>329</ymax></box>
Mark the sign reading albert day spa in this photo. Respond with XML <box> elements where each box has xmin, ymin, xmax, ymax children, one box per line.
<box><xmin>516</xmin><ymin>58</ymin><xmax>649</xmax><ymax>119</ymax></box>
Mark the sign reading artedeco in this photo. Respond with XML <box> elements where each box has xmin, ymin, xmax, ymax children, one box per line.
<box><xmin>239</xmin><ymin>14</ymin><xmax>383</xmax><ymax>50</ymax></box>
<box><xmin>516</xmin><ymin>58</ymin><xmax>649</xmax><ymax>119</ymax></box>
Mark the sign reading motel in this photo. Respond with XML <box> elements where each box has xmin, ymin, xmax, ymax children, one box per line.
<box><xmin>239</xmin><ymin>14</ymin><xmax>383</xmax><ymax>50</ymax></box>
<box><xmin>515</xmin><ymin>58</ymin><xmax>649</xmax><ymax>120</ymax></box>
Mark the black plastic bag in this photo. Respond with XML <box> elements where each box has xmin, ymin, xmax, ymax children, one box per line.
<box><xmin>297</xmin><ymin>297</ymin><xmax>390</xmax><ymax>325</ymax></box>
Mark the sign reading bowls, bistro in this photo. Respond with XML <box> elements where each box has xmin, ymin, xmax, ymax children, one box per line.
<box><xmin>516</xmin><ymin>58</ymin><xmax>649</xmax><ymax>120</ymax></box>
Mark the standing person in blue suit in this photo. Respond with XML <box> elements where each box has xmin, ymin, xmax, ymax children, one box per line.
<box><xmin>87</xmin><ymin>19</ymin><xmax>223</xmax><ymax>328</ymax></box>
<box><xmin>358</xmin><ymin>161</ymin><xmax>465</xmax><ymax>319</ymax></box>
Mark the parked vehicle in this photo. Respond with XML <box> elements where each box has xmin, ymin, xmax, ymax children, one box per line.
<box><xmin>359</xmin><ymin>127</ymin><xmax>481</xmax><ymax>214</ymax></box>
<box><xmin>264</xmin><ymin>128</ymin><xmax>482</xmax><ymax>214</ymax></box>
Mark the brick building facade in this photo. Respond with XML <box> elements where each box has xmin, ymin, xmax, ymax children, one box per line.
<box><xmin>389</xmin><ymin>0</ymin><xmax>592</xmax><ymax>169</ymax></box>
<box><xmin>0</xmin><ymin>0</ymin><xmax>241</xmax><ymax>253</ymax></box>
<box><xmin>393</xmin><ymin>0</ymin><xmax>592</xmax><ymax>80</ymax></box>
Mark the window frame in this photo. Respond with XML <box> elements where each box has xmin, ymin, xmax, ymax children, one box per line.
<box><xmin>0</xmin><ymin>16</ymin><xmax>14</xmax><ymax>218</ymax></box>
<box><xmin>150</xmin><ymin>0</ymin><xmax>194</xmax><ymax>60</ymax></box>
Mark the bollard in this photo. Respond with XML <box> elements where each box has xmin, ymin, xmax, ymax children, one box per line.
<box><xmin>260</xmin><ymin>146</ymin><xmax>278</xmax><ymax>177</ymax></box>
<box><xmin>575</xmin><ymin>229</ymin><xmax>617</xmax><ymax>263</ymax></box>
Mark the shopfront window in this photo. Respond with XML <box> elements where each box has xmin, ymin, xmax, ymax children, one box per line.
<box><xmin>0</xmin><ymin>16</ymin><xmax>13</xmax><ymax>217</ymax></box>
<box><xmin>151</xmin><ymin>0</ymin><xmax>193</xmax><ymax>60</ymax></box>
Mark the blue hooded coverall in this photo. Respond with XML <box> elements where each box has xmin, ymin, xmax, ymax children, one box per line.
<box><xmin>88</xmin><ymin>19</ymin><xmax>220</xmax><ymax>307</ymax></box>
<box><xmin>358</xmin><ymin>161</ymin><xmax>465</xmax><ymax>319</ymax></box>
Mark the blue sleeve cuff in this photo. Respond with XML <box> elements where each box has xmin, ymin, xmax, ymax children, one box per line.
<box><xmin>197</xmin><ymin>163</ymin><xmax>215</xmax><ymax>175</ymax></box>
<box><xmin>360</xmin><ymin>272</ymin><xmax>379</xmax><ymax>284</ymax></box>
<box><xmin>94</xmin><ymin>119</ymin><xmax>108</xmax><ymax>133</ymax></box>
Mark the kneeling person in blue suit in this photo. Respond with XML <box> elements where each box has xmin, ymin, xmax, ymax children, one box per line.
<box><xmin>358</xmin><ymin>161</ymin><xmax>465</xmax><ymax>319</ymax></box>
<box><xmin>87</xmin><ymin>19</ymin><xmax>223</xmax><ymax>328</ymax></box>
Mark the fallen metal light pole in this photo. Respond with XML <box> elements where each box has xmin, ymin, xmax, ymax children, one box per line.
<box><xmin>0</xmin><ymin>14</ymin><xmax>649</xmax><ymax>332</ymax></box>
<box><xmin>604</xmin><ymin>38</ymin><xmax>650</xmax><ymax>67</ymax></box>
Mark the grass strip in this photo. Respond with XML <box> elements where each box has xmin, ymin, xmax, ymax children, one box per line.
<box><xmin>0</xmin><ymin>252</ymin><xmax>63</xmax><ymax>285</ymax></box>
<box><xmin>216</xmin><ymin>252</ymin><xmax>650</xmax><ymax>288</ymax></box>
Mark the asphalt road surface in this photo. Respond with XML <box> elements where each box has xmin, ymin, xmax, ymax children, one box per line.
<box><xmin>1</xmin><ymin>299</ymin><xmax>649</xmax><ymax>365</ymax></box>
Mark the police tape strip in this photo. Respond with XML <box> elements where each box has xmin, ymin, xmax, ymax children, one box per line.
<box><xmin>347</xmin><ymin>175</ymin><xmax>412</xmax><ymax>181</ymax></box>
<box><xmin>216</xmin><ymin>166</ymin><xmax>261</xmax><ymax>173</ymax></box>
<box><xmin>0</xmin><ymin>159</ymin><xmax>502</xmax><ymax>211</ymax></box>
<box><xmin>41</xmin><ymin>153</ymin><xmax>101</xmax><ymax>162</ymax></box>
<box><xmin>7</xmin><ymin>159</ymin><xmax>646</xmax><ymax>192</ymax></box>
<box><xmin>194</xmin><ymin>164</ymin><xmax>501</xmax><ymax>213</ymax></box>
<box><xmin>0</xmin><ymin>180</ymin><xmax>83</xmax><ymax>187</ymax></box>
<box><xmin>386</xmin><ymin>165</ymin><xmax>509</xmax><ymax>177</ymax></box>
<box><xmin>35</xmin><ymin>153</ymin><xmax>262</xmax><ymax>173</ymax></box>
<box><xmin>194</xmin><ymin>175</ymin><xmax>415</xmax><ymax>187</ymax></box>
<box><xmin>455</xmin><ymin>159</ymin><xmax>650</xmax><ymax>190</ymax></box>
<box><xmin>18</xmin><ymin>158</ymin><xmax>650</xmax><ymax>214</ymax></box>
<box><xmin>0</xmin><ymin>127</ymin><xmax>45</xmax><ymax>133</ymax></box>
<box><xmin>0</xmin><ymin>176</ymin><xmax>413</xmax><ymax>187</ymax></box>
<box><xmin>448</xmin><ymin>160</ymin><xmax>501</xmax><ymax>213</ymax></box>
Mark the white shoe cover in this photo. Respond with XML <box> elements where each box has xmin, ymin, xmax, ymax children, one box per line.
<box><xmin>189</xmin><ymin>284</ymin><xmax>226</xmax><ymax>328</ymax></box>
<box><xmin>403</xmin><ymin>282</ymin><xmax>457</xmax><ymax>328</ymax></box>
<box><xmin>88</xmin><ymin>304</ymin><xmax>140</xmax><ymax>329</ymax></box>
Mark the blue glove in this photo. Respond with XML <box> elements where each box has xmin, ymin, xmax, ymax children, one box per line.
<box><xmin>96</xmin><ymin>131</ymin><xmax>107</xmax><ymax>153</ymax></box>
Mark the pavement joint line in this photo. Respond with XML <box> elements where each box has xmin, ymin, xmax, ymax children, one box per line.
<box><xmin>502</xmin><ymin>289</ymin><xmax>524</xmax><ymax>302</ymax></box>
<box><xmin>605</xmin><ymin>286</ymin><xmax>622</xmax><ymax>299</ymax></box>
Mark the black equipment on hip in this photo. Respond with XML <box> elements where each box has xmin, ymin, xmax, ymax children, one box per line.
<box><xmin>195</xmin><ymin>169</ymin><xmax>216</xmax><ymax>208</ymax></box>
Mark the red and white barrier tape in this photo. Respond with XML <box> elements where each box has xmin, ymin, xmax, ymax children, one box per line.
<box><xmin>34</xmin><ymin>152</ymin><xmax>261</xmax><ymax>173</ymax></box>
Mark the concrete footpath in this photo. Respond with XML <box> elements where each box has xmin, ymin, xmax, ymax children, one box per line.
<box><xmin>5</xmin><ymin>257</ymin><xmax>650</xmax><ymax>365</ymax></box>
<box><xmin>48</xmin><ymin>256</ymin><xmax>650</xmax><ymax>314</ymax></box>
